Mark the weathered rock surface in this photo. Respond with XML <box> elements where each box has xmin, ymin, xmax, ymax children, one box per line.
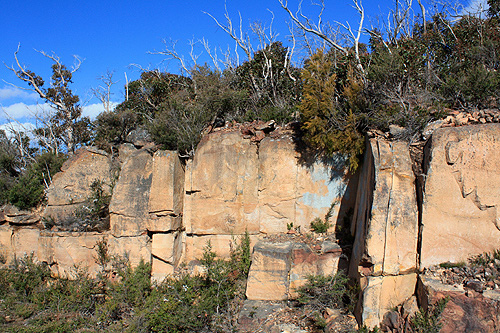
<box><xmin>184</xmin><ymin>131</ymin><xmax>355</xmax><ymax>236</ymax></box>
<box><xmin>417</xmin><ymin>275</ymin><xmax>500</xmax><ymax>333</ymax></box>
<box><xmin>350</xmin><ymin>138</ymin><xmax>418</xmax><ymax>276</ymax></box>
<box><xmin>38</xmin><ymin>231</ymin><xmax>103</xmax><ymax>276</ymax></box>
<box><xmin>421</xmin><ymin>124</ymin><xmax>500</xmax><ymax>267</ymax></box>
<box><xmin>246</xmin><ymin>240</ymin><xmax>342</xmax><ymax>301</ymax></box>
<box><xmin>360</xmin><ymin>273</ymin><xmax>417</xmax><ymax>328</ymax></box>
<box><xmin>107</xmin><ymin>234</ymin><xmax>151</xmax><ymax>267</ymax></box>
<box><xmin>2</xmin><ymin>205</ymin><xmax>40</xmax><ymax>225</ymax></box>
<box><xmin>348</xmin><ymin>138</ymin><xmax>419</xmax><ymax>328</ymax></box>
<box><xmin>184</xmin><ymin>131</ymin><xmax>260</xmax><ymax>235</ymax></box>
<box><xmin>147</xmin><ymin>150</ymin><xmax>184</xmax><ymax>232</ymax></box>
<box><xmin>109</xmin><ymin>149</ymin><xmax>153</xmax><ymax>236</ymax></box>
<box><xmin>258</xmin><ymin>137</ymin><xmax>356</xmax><ymax>234</ymax></box>
<box><xmin>44</xmin><ymin>148</ymin><xmax>113</xmax><ymax>219</ymax></box>
<box><xmin>151</xmin><ymin>231</ymin><xmax>184</xmax><ymax>281</ymax></box>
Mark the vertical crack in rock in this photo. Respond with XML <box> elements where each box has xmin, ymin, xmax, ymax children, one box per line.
<box><xmin>382</xmin><ymin>142</ymin><xmax>394</xmax><ymax>274</ymax></box>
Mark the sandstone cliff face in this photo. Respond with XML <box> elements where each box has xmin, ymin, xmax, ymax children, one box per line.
<box><xmin>4</xmin><ymin>123</ymin><xmax>500</xmax><ymax>329</ymax></box>
<box><xmin>43</xmin><ymin>147</ymin><xmax>113</xmax><ymax>220</ymax></box>
<box><xmin>349</xmin><ymin>138</ymin><xmax>419</xmax><ymax>327</ymax></box>
<box><xmin>182</xmin><ymin>131</ymin><xmax>355</xmax><ymax>265</ymax></box>
<box><xmin>421</xmin><ymin>124</ymin><xmax>500</xmax><ymax>267</ymax></box>
<box><xmin>183</xmin><ymin>132</ymin><xmax>354</xmax><ymax>235</ymax></box>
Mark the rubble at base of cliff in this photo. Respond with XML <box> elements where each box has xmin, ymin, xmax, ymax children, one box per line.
<box><xmin>423</xmin><ymin>259</ymin><xmax>500</xmax><ymax>293</ymax></box>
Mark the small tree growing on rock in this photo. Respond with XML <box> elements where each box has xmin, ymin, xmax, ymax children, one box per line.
<box><xmin>7</xmin><ymin>45</ymin><xmax>91</xmax><ymax>154</ymax></box>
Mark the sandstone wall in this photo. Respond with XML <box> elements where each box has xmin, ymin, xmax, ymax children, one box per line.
<box><xmin>5</xmin><ymin>123</ymin><xmax>500</xmax><ymax>329</ymax></box>
<box><xmin>44</xmin><ymin>147</ymin><xmax>113</xmax><ymax>220</ymax></box>
<box><xmin>1</xmin><ymin>129</ymin><xmax>353</xmax><ymax>282</ymax></box>
<box><xmin>420</xmin><ymin>124</ymin><xmax>500</xmax><ymax>267</ymax></box>
<box><xmin>349</xmin><ymin>138</ymin><xmax>419</xmax><ymax>327</ymax></box>
<box><xmin>182</xmin><ymin>131</ymin><xmax>355</xmax><ymax>264</ymax></box>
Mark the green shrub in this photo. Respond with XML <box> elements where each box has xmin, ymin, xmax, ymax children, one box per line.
<box><xmin>410</xmin><ymin>297</ymin><xmax>449</xmax><ymax>333</ymax></box>
<box><xmin>296</xmin><ymin>271</ymin><xmax>357</xmax><ymax>313</ymax></box>
<box><xmin>7</xmin><ymin>152</ymin><xmax>66</xmax><ymax>210</ymax></box>
<box><xmin>310</xmin><ymin>201</ymin><xmax>336</xmax><ymax>233</ymax></box>
<box><xmin>310</xmin><ymin>217</ymin><xmax>330</xmax><ymax>233</ymax></box>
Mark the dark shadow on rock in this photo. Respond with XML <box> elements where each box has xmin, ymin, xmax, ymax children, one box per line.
<box><xmin>290</xmin><ymin>122</ymin><xmax>349</xmax><ymax>181</ymax></box>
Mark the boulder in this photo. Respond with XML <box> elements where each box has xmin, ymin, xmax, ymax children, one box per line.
<box><xmin>2</xmin><ymin>205</ymin><xmax>40</xmax><ymax>225</ymax></box>
<box><xmin>288</xmin><ymin>241</ymin><xmax>342</xmax><ymax>297</ymax></box>
<box><xmin>350</xmin><ymin>138</ymin><xmax>418</xmax><ymax>277</ymax></box>
<box><xmin>109</xmin><ymin>149</ymin><xmax>153</xmax><ymax>236</ymax></box>
<box><xmin>417</xmin><ymin>275</ymin><xmax>500</xmax><ymax>333</ymax></box>
<box><xmin>246</xmin><ymin>240</ymin><xmax>343</xmax><ymax>301</ymax></box>
<box><xmin>246</xmin><ymin>241</ymin><xmax>294</xmax><ymax>300</ymax></box>
<box><xmin>421</xmin><ymin>124</ymin><xmax>500</xmax><ymax>267</ymax></box>
<box><xmin>359</xmin><ymin>273</ymin><xmax>417</xmax><ymax>328</ymax></box>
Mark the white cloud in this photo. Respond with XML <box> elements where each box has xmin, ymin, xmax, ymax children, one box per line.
<box><xmin>1</xmin><ymin>101</ymin><xmax>119</xmax><ymax>123</ymax></box>
<box><xmin>0</xmin><ymin>121</ymin><xmax>36</xmax><ymax>137</ymax></box>
<box><xmin>81</xmin><ymin>102</ymin><xmax>119</xmax><ymax>119</ymax></box>
<box><xmin>462</xmin><ymin>0</ymin><xmax>489</xmax><ymax>16</ymax></box>
<box><xmin>0</xmin><ymin>102</ymin><xmax>51</xmax><ymax>121</ymax></box>
<box><xmin>0</xmin><ymin>86</ymin><xmax>38</xmax><ymax>101</ymax></box>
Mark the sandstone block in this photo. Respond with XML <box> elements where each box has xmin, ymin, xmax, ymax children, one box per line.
<box><xmin>151</xmin><ymin>257</ymin><xmax>174</xmax><ymax>283</ymax></box>
<box><xmin>350</xmin><ymin>138</ymin><xmax>418</xmax><ymax>277</ymax></box>
<box><xmin>184</xmin><ymin>131</ymin><xmax>260</xmax><ymax>235</ymax></box>
<box><xmin>38</xmin><ymin>232</ymin><xmax>102</xmax><ymax>277</ymax></box>
<box><xmin>45</xmin><ymin>148</ymin><xmax>112</xmax><ymax>220</ymax></box>
<box><xmin>0</xmin><ymin>225</ymin><xmax>12</xmax><ymax>263</ymax></box>
<box><xmin>360</xmin><ymin>273</ymin><xmax>417</xmax><ymax>328</ymax></box>
<box><xmin>109</xmin><ymin>150</ymin><xmax>153</xmax><ymax>236</ymax></box>
<box><xmin>108</xmin><ymin>234</ymin><xmax>151</xmax><ymax>267</ymax></box>
<box><xmin>3</xmin><ymin>205</ymin><xmax>40</xmax><ymax>225</ymax></box>
<box><xmin>246</xmin><ymin>242</ymin><xmax>293</xmax><ymax>300</ymax></box>
<box><xmin>11</xmin><ymin>228</ymin><xmax>40</xmax><ymax>259</ymax></box>
<box><xmin>288</xmin><ymin>242</ymin><xmax>342</xmax><ymax>297</ymax></box>
<box><xmin>417</xmin><ymin>275</ymin><xmax>500</xmax><ymax>333</ymax></box>
<box><xmin>148</xmin><ymin>150</ymin><xmax>184</xmax><ymax>224</ymax></box>
<box><xmin>151</xmin><ymin>232</ymin><xmax>183</xmax><ymax>264</ymax></box>
<box><xmin>421</xmin><ymin>124</ymin><xmax>500</xmax><ymax>267</ymax></box>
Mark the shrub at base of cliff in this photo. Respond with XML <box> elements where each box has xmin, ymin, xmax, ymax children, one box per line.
<box><xmin>0</xmin><ymin>254</ymin><xmax>102</xmax><ymax>332</ymax></box>
<box><xmin>144</xmin><ymin>233</ymin><xmax>251</xmax><ymax>332</ymax></box>
<box><xmin>295</xmin><ymin>271</ymin><xmax>359</xmax><ymax>330</ymax></box>
<box><xmin>0</xmin><ymin>233</ymin><xmax>252</xmax><ymax>332</ymax></box>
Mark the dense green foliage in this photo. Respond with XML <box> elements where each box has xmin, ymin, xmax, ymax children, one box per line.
<box><xmin>97</xmin><ymin>42</ymin><xmax>301</xmax><ymax>155</ymax></box>
<box><xmin>0</xmin><ymin>233</ymin><xmax>251</xmax><ymax>332</ymax></box>
<box><xmin>4</xmin><ymin>152</ymin><xmax>66</xmax><ymax>210</ymax></box>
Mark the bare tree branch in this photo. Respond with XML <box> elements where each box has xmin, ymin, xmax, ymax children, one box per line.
<box><xmin>279</xmin><ymin>0</ymin><xmax>348</xmax><ymax>55</ymax></box>
<box><xmin>91</xmin><ymin>70</ymin><xmax>117</xmax><ymax>113</ymax></box>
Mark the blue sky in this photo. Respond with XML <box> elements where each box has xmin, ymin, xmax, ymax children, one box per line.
<box><xmin>0</xmin><ymin>0</ymin><xmax>487</xmax><ymax>130</ymax></box>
